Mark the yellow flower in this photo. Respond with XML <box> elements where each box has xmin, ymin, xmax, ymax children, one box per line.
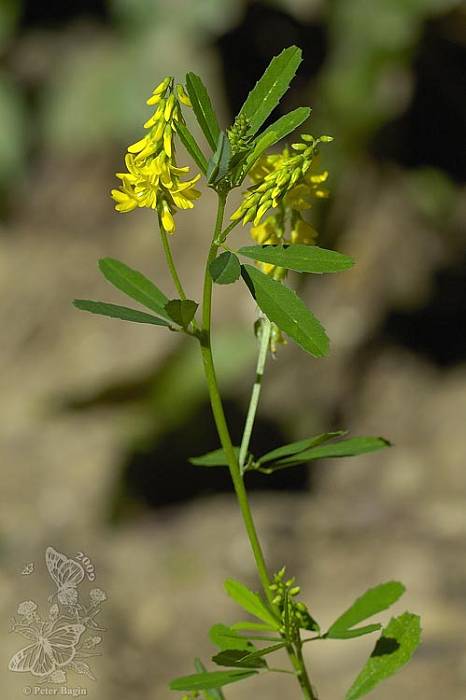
<box><xmin>231</xmin><ymin>134</ymin><xmax>331</xmax><ymax>227</ymax></box>
<box><xmin>239</xmin><ymin>134</ymin><xmax>330</xmax><ymax>279</ymax></box>
<box><xmin>176</xmin><ymin>84</ymin><xmax>192</xmax><ymax>107</ymax></box>
<box><xmin>160</xmin><ymin>200</ymin><xmax>175</xmax><ymax>234</ymax></box>
<box><xmin>250</xmin><ymin>216</ymin><xmax>282</xmax><ymax>245</ymax></box>
<box><xmin>111</xmin><ymin>76</ymin><xmax>201</xmax><ymax>234</ymax></box>
<box><xmin>291</xmin><ymin>217</ymin><xmax>318</xmax><ymax>245</ymax></box>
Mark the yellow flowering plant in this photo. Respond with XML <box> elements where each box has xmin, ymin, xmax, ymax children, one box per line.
<box><xmin>75</xmin><ymin>47</ymin><xmax>421</xmax><ymax>700</ymax></box>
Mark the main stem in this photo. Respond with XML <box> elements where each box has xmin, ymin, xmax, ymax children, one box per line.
<box><xmin>199</xmin><ymin>192</ymin><xmax>273</xmax><ymax>605</ymax></box>
<box><xmin>199</xmin><ymin>193</ymin><xmax>317</xmax><ymax>700</ymax></box>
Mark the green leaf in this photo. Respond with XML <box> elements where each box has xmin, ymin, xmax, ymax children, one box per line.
<box><xmin>212</xmin><ymin>649</ymin><xmax>266</xmax><ymax>670</ymax></box>
<box><xmin>274</xmin><ymin>436</ymin><xmax>391</xmax><ymax>467</ymax></box>
<box><xmin>258</xmin><ymin>107</ymin><xmax>311</xmax><ymax>146</ymax></box>
<box><xmin>185</xmin><ymin>72</ymin><xmax>220</xmax><ymax>151</ymax></box>
<box><xmin>209</xmin><ymin>252</ymin><xmax>241</xmax><ymax>285</ymax></box>
<box><xmin>327</xmin><ymin>582</ymin><xmax>406</xmax><ymax>639</ymax></box>
<box><xmin>241</xmin><ymin>265</ymin><xmax>329</xmax><ymax>358</ymax></box>
<box><xmin>189</xmin><ymin>447</ymin><xmax>240</xmax><ymax>467</ymax></box>
<box><xmin>238</xmin><ymin>245</ymin><xmax>354</xmax><ymax>274</ymax></box>
<box><xmin>299</xmin><ymin>609</ymin><xmax>321</xmax><ymax>633</ymax></box>
<box><xmin>176</xmin><ymin>120</ymin><xmax>208</xmax><ymax>174</ymax></box>
<box><xmin>207</xmin><ymin>131</ymin><xmax>232</xmax><ymax>185</ymax></box>
<box><xmin>165</xmin><ymin>299</ymin><xmax>198</xmax><ymax>328</ymax></box>
<box><xmin>258</xmin><ymin>431</ymin><xmax>347</xmax><ymax>465</ymax></box>
<box><xmin>224</xmin><ymin>579</ymin><xmax>280</xmax><ymax>630</ymax></box>
<box><xmin>329</xmin><ymin>624</ymin><xmax>382</xmax><ymax>640</ymax></box>
<box><xmin>237</xmin><ymin>642</ymin><xmax>287</xmax><ymax>663</ymax></box>
<box><xmin>98</xmin><ymin>257</ymin><xmax>169</xmax><ymax>317</ymax></box>
<box><xmin>239</xmin><ymin>46</ymin><xmax>303</xmax><ymax>136</ymax></box>
<box><xmin>230</xmin><ymin>621</ymin><xmax>277</xmax><ymax>632</ymax></box>
<box><xmin>209</xmin><ymin>624</ymin><xmax>255</xmax><ymax>652</ymax></box>
<box><xmin>73</xmin><ymin>300</ymin><xmax>171</xmax><ymax>327</ymax></box>
<box><xmin>194</xmin><ymin>659</ymin><xmax>226</xmax><ymax>700</ymax></box>
<box><xmin>345</xmin><ymin>613</ymin><xmax>421</xmax><ymax>700</ymax></box>
<box><xmin>170</xmin><ymin>669</ymin><xmax>257</xmax><ymax>692</ymax></box>
<box><xmin>238</xmin><ymin>131</ymin><xmax>279</xmax><ymax>185</ymax></box>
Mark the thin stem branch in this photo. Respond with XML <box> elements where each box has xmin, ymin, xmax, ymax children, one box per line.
<box><xmin>159</xmin><ymin>226</ymin><xmax>187</xmax><ymax>300</ymax></box>
<box><xmin>238</xmin><ymin>316</ymin><xmax>271</xmax><ymax>472</ymax></box>
<box><xmin>216</xmin><ymin>218</ymin><xmax>240</xmax><ymax>244</ymax></box>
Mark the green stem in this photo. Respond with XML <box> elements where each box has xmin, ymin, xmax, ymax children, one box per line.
<box><xmin>294</xmin><ymin>642</ymin><xmax>317</xmax><ymax>700</ymax></box>
<box><xmin>159</xmin><ymin>225</ymin><xmax>187</xmax><ymax>300</ymax></box>
<box><xmin>199</xmin><ymin>193</ymin><xmax>275</xmax><ymax>607</ymax></box>
<box><xmin>216</xmin><ymin>219</ymin><xmax>240</xmax><ymax>244</ymax></box>
<box><xmin>238</xmin><ymin>316</ymin><xmax>271</xmax><ymax>472</ymax></box>
<box><xmin>198</xmin><ymin>193</ymin><xmax>317</xmax><ymax>699</ymax></box>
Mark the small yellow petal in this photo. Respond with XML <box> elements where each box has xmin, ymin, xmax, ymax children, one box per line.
<box><xmin>151</xmin><ymin>77</ymin><xmax>171</xmax><ymax>96</ymax></box>
<box><xmin>164</xmin><ymin>94</ymin><xmax>175</xmax><ymax>121</ymax></box>
<box><xmin>230</xmin><ymin>208</ymin><xmax>243</xmax><ymax>221</ymax></box>
<box><xmin>128</xmin><ymin>137</ymin><xmax>148</xmax><ymax>154</ymax></box>
<box><xmin>260</xmin><ymin>262</ymin><xmax>276</xmax><ymax>276</ymax></box>
<box><xmin>146</xmin><ymin>93</ymin><xmax>162</xmax><ymax>106</ymax></box>
<box><xmin>308</xmin><ymin>170</ymin><xmax>328</xmax><ymax>184</ymax></box>
<box><xmin>176</xmin><ymin>84</ymin><xmax>192</xmax><ymax>107</ymax></box>
<box><xmin>163</xmin><ymin>125</ymin><xmax>172</xmax><ymax>158</ymax></box>
<box><xmin>291</xmin><ymin>218</ymin><xmax>318</xmax><ymax>245</ymax></box>
<box><xmin>160</xmin><ymin>200</ymin><xmax>175</xmax><ymax>233</ymax></box>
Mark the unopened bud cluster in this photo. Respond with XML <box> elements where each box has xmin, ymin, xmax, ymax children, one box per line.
<box><xmin>227</xmin><ymin>114</ymin><xmax>253</xmax><ymax>155</ymax></box>
<box><xmin>270</xmin><ymin>567</ymin><xmax>316</xmax><ymax>634</ymax></box>
<box><xmin>270</xmin><ymin>566</ymin><xmax>301</xmax><ymax>606</ymax></box>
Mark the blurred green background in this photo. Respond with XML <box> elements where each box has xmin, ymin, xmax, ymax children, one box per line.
<box><xmin>1</xmin><ymin>1</ymin><xmax>465</xmax><ymax>698</ymax></box>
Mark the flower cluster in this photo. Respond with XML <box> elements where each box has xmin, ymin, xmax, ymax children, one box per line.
<box><xmin>231</xmin><ymin>133</ymin><xmax>332</xmax><ymax>230</ymax></box>
<box><xmin>231</xmin><ymin>134</ymin><xmax>332</xmax><ymax>284</ymax></box>
<box><xmin>111</xmin><ymin>78</ymin><xmax>201</xmax><ymax>234</ymax></box>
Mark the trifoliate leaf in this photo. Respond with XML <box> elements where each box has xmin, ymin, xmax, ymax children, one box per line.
<box><xmin>239</xmin><ymin>46</ymin><xmax>302</xmax><ymax>136</ymax></box>
<box><xmin>212</xmin><ymin>649</ymin><xmax>266</xmax><ymax>669</ymax></box>
<box><xmin>209</xmin><ymin>252</ymin><xmax>241</xmax><ymax>285</ymax></box>
<box><xmin>186</xmin><ymin>72</ymin><xmax>221</xmax><ymax>151</ymax></box>
<box><xmin>170</xmin><ymin>669</ymin><xmax>257</xmax><ymax>692</ymax></box>
<box><xmin>207</xmin><ymin>131</ymin><xmax>232</xmax><ymax>185</ymax></box>
<box><xmin>189</xmin><ymin>447</ymin><xmax>240</xmax><ymax>467</ymax></box>
<box><xmin>258</xmin><ymin>107</ymin><xmax>311</xmax><ymax>146</ymax></box>
<box><xmin>209</xmin><ymin>624</ymin><xmax>255</xmax><ymax>652</ymax></box>
<box><xmin>238</xmin><ymin>245</ymin><xmax>354</xmax><ymax>274</ymax></box>
<box><xmin>165</xmin><ymin>299</ymin><xmax>198</xmax><ymax>328</ymax></box>
<box><xmin>73</xmin><ymin>300</ymin><xmax>171</xmax><ymax>327</ymax></box>
<box><xmin>274</xmin><ymin>436</ymin><xmax>391</xmax><ymax>467</ymax></box>
<box><xmin>194</xmin><ymin>659</ymin><xmax>226</xmax><ymax>700</ymax></box>
<box><xmin>327</xmin><ymin>582</ymin><xmax>406</xmax><ymax>639</ymax></box>
<box><xmin>258</xmin><ymin>431</ymin><xmax>347</xmax><ymax>464</ymax></box>
<box><xmin>241</xmin><ymin>265</ymin><xmax>329</xmax><ymax>358</ymax></box>
<box><xmin>176</xmin><ymin>120</ymin><xmax>208</xmax><ymax>173</ymax></box>
<box><xmin>224</xmin><ymin>579</ymin><xmax>279</xmax><ymax>630</ymax></box>
<box><xmin>98</xmin><ymin>257</ymin><xmax>170</xmax><ymax>317</ymax></box>
<box><xmin>345</xmin><ymin>613</ymin><xmax>421</xmax><ymax>700</ymax></box>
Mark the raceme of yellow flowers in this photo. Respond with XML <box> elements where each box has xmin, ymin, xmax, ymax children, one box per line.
<box><xmin>111</xmin><ymin>77</ymin><xmax>201</xmax><ymax>234</ymax></box>
<box><xmin>111</xmin><ymin>80</ymin><xmax>331</xmax><ymax>252</ymax></box>
<box><xmin>235</xmin><ymin>135</ymin><xmax>332</xmax><ymax>279</ymax></box>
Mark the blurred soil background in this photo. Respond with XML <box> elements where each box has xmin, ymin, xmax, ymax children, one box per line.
<box><xmin>0</xmin><ymin>0</ymin><xmax>465</xmax><ymax>698</ymax></box>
